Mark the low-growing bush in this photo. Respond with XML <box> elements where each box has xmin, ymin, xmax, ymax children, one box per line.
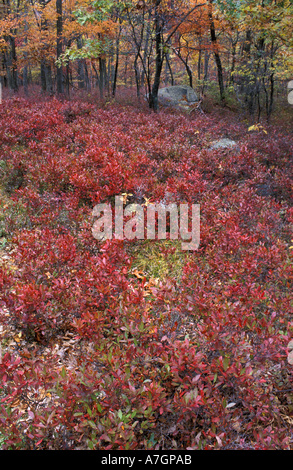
<box><xmin>0</xmin><ymin>96</ymin><xmax>292</xmax><ymax>449</ymax></box>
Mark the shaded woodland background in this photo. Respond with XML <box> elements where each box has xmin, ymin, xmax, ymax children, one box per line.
<box><xmin>0</xmin><ymin>0</ymin><xmax>292</xmax><ymax>117</ymax></box>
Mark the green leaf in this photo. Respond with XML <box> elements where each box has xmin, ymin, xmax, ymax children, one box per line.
<box><xmin>88</xmin><ymin>420</ymin><xmax>97</xmax><ymax>429</ymax></box>
<box><xmin>223</xmin><ymin>357</ymin><xmax>229</xmax><ymax>372</ymax></box>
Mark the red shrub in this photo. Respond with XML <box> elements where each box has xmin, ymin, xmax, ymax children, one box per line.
<box><xmin>0</xmin><ymin>96</ymin><xmax>292</xmax><ymax>449</ymax></box>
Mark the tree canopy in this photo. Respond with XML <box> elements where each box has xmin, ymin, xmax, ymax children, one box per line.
<box><xmin>0</xmin><ymin>0</ymin><xmax>292</xmax><ymax>114</ymax></box>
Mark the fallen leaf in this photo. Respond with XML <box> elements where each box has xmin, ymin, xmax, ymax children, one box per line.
<box><xmin>226</xmin><ymin>402</ymin><xmax>236</xmax><ymax>408</ymax></box>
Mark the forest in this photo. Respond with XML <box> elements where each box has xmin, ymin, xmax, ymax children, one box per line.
<box><xmin>0</xmin><ymin>0</ymin><xmax>292</xmax><ymax>115</ymax></box>
<box><xmin>0</xmin><ymin>0</ymin><xmax>292</xmax><ymax>451</ymax></box>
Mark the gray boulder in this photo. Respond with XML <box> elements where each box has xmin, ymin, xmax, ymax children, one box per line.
<box><xmin>209</xmin><ymin>138</ymin><xmax>238</xmax><ymax>150</ymax></box>
<box><xmin>158</xmin><ymin>85</ymin><xmax>199</xmax><ymax>110</ymax></box>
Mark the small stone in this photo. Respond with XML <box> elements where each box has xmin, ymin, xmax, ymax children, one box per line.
<box><xmin>209</xmin><ymin>138</ymin><xmax>237</xmax><ymax>150</ymax></box>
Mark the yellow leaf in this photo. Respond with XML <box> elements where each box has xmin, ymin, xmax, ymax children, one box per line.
<box><xmin>143</xmin><ymin>197</ymin><xmax>152</xmax><ymax>206</ymax></box>
<box><xmin>132</xmin><ymin>269</ymin><xmax>145</xmax><ymax>280</ymax></box>
<box><xmin>14</xmin><ymin>332</ymin><xmax>21</xmax><ymax>342</ymax></box>
<box><xmin>121</xmin><ymin>193</ymin><xmax>133</xmax><ymax>204</ymax></box>
<box><xmin>248</xmin><ymin>123</ymin><xmax>267</xmax><ymax>134</ymax></box>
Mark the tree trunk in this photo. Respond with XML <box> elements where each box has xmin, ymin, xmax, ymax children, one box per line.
<box><xmin>173</xmin><ymin>45</ymin><xmax>192</xmax><ymax>88</ymax></box>
<box><xmin>229</xmin><ymin>40</ymin><xmax>237</xmax><ymax>85</ymax></box>
<box><xmin>76</xmin><ymin>37</ymin><xmax>86</xmax><ymax>89</ymax></box>
<box><xmin>267</xmin><ymin>41</ymin><xmax>275</xmax><ymax>118</ymax></box>
<box><xmin>140</xmin><ymin>10</ymin><xmax>152</xmax><ymax>93</ymax></box>
<box><xmin>92</xmin><ymin>62</ymin><xmax>100</xmax><ymax>88</ymax></box>
<box><xmin>165</xmin><ymin>52</ymin><xmax>174</xmax><ymax>86</ymax></box>
<box><xmin>124</xmin><ymin>55</ymin><xmax>128</xmax><ymax>86</ymax></box>
<box><xmin>56</xmin><ymin>0</ymin><xmax>63</xmax><ymax>94</ymax></box>
<box><xmin>149</xmin><ymin>0</ymin><xmax>164</xmax><ymax>111</ymax></box>
<box><xmin>200</xmin><ymin>50</ymin><xmax>210</xmax><ymax>95</ymax></box>
<box><xmin>41</xmin><ymin>60</ymin><xmax>46</xmax><ymax>92</ymax></box>
<box><xmin>40</xmin><ymin>6</ymin><xmax>53</xmax><ymax>95</ymax></box>
<box><xmin>208</xmin><ymin>1</ymin><xmax>225</xmax><ymax>102</ymax></box>
<box><xmin>1</xmin><ymin>53</ymin><xmax>7</xmax><ymax>87</ymax></box>
<box><xmin>4</xmin><ymin>35</ymin><xmax>18</xmax><ymax>91</ymax></box>
<box><xmin>134</xmin><ymin>53</ymin><xmax>140</xmax><ymax>98</ymax></box>
<box><xmin>112</xmin><ymin>22</ymin><xmax>122</xmax><ymax>96</ymax></box>
<box><xmin>23</xmin><ymin>65</ymin><xmax>28</xmax><ymax>95</ymax></box>
<box><xmin>112</xmin><ymin>49</ymin><xmax>119</xmax><ymax>96</ymax></box>
<box><xmin>243</xmin><ymin>30</ymin><xmax>252</xmax><ymax>55</ymax></box>
<box><xmin>198</xmin><ymin>49</ymin><xmax>201</xmax><ymax>81</ymax></box>
<box><xmin>43</xmin><ymin>60</ymin><xmax>53</xmax><ymax>95</ymax></box>
<box><xmin>84</xmin><ymin>60</ymin><xmax>90</xmax><ymax>89</ymax></box>
<box><xmin>77</xmin><ymin>59</ymin><xmax>85</xmax><ymax>88</ymax></box>
<box><xmin>98</xmin><ymin>57</ymin><xmax>107</xmax><ymax>99</ymax></box>
<box><xmin>3</xmin><ymin>0</ymin><xmax>18</xmax><ymax>92</ymax></box>
<box><xmin>268</xmin><ymin>73</ymin><xmax>274</xmax><ymax>117</ymax></box>
<box><xmin>107</xmin><ymin>56</ymin><xmax>111</xmax><ymax>95</ymax></box>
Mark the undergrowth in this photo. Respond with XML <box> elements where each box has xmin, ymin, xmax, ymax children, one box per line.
<box><xmin>0</xmin><ymin>95</ymin><xmax>292</xmax><ymax>449</ymax></box>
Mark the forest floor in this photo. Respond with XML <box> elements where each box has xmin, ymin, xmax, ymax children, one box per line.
<box><xmin>0</xmin><ymin>92</ymin><xmax>292</xmax><ymax>449</ymax></box>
